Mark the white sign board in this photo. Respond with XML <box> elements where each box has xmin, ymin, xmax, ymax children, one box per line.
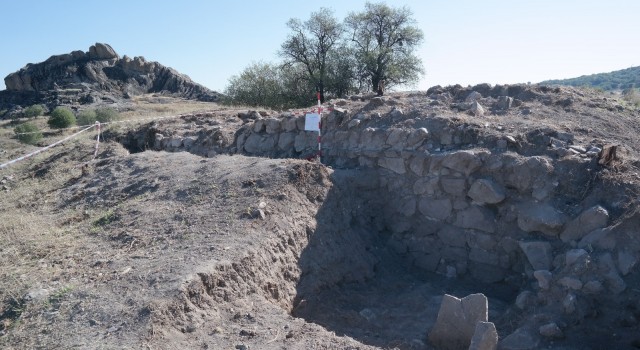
<box><xmin>304</xmin><ymin>113</ymin><xmax>320</xmax><ymax>132</ymax></box>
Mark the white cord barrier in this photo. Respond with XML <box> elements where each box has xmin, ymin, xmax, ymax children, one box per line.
<box><xmin>0</xmin><ymin>124</ymin><xmax>97</xmax><ymax>169</ymax></box>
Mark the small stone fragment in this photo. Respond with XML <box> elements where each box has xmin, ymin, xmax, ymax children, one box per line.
<box><xmin>515</xmin><ymin>290</ymin><xmax>535</xmax><ymax>310</ymax></box>
<box><xmin>500</xmin><ymin>327</ymin><xmax>539</xmax><ymax>350</ymax></box>
<box><xmin>563</xmin><ymin>293</ymin><xmax>577</xmax><ymax>314</ymax></box>
<box><xmin>533</xmin><ymin>270</ymin><xmax>552</xmax><ymax>290</ymax></box>
<box><xmin>558</xmin><ymin>277</ymin><xmax>583</xmax><ymax>290</ymax></box>
<box><xmin>539</xmin><ymin>323</ymin><xmax>563</xmax><ymax>339</ymax></box>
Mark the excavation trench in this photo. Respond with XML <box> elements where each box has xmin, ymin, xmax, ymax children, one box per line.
<box><xmin>289</xmin><ymin>168</ymin><xmax>518</xmax><ymax>348</ymax></box>
<box><xmin>167</xmin><ymin>164</ymin><xmax>519</xmax><ymax>349</ymax></box>
<box><xmin>111</xmin><ymin>108</ymin><xmax>640</xmax><ymax>349</ymax></box>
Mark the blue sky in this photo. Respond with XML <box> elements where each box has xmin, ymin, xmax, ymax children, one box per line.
<box><xmin>1</xmin><ymin>0</ymin><xmax>639</xmax><ymax>92</ymax></box>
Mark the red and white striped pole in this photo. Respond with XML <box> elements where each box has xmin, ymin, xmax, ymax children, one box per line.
<box><xmin>317</xmin><ymin>91</ymin><xmax>322</xmax><ymax>163</ymax></box>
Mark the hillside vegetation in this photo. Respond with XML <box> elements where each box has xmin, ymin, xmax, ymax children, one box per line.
<box><xmin>540</xmin><ymin>66</ymin><xmax>640</xmax><ymax>91</ymax></box>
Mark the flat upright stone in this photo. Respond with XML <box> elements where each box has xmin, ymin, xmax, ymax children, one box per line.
<box><xmin>428</xmin><ymin>293</ymin><xmax>488</xmax><ymax>350</ymax></box>
<box><xmin>471</xmin><ymin>101</ymin><xmax>485</xmax><ymax>116</ymax></box>
<box><xmin>469</xmin><ymin>321</ymin><xmax>498</xmax><ymax>350</ymax></box>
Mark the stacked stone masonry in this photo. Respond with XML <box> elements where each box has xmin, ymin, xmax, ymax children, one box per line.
<box><xmin>229</xmin><ymin>105</ymin><xmax>635</xmax><ymax>302</ymax></box>
<box><xmin>138</xmin><ymin>100</ymin><xmax>635</xmax><ymax>312</ymax></box>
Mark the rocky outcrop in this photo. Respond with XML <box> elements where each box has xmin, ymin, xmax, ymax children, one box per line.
<box><xmin>2</xmin><ymin>43</ymin><xmax>219</xmax><ymax>107</ymax></box>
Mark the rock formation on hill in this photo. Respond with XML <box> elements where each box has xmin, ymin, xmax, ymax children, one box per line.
<box><xmin>1</xmin><ymin>43</ymin><xmax>220</xmax><ymax>110</ymax></box>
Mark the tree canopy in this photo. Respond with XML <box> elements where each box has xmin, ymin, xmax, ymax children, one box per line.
<box><xmin>280</xmin><ymin>8</ymin><xmax>343</xmax><ymax>103</ymax></box>
<box><xmin>225</xmin><ymin>2</ymin><xmax>425</xmax><ymax>109</ymax></box>
<box><xmin>346</xmin><ymin>2</ymin><xmax>424</xmax><ymax>95</ymax></box>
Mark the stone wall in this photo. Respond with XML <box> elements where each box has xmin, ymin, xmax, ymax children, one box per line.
<box><xmin>231</xmin><ymin>106</ymin><xmax>635</xmax><ymax>300</ymax></box>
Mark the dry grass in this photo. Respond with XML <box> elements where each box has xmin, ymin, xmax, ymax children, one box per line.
<box><xmin>120</xmin><ymin>95</ymin><xmax>222</xmax><ymax>119</ymax></box>
<box><xmin>0</xmin><ymin>145</ymin><xmax>89</xmax><ymax>335</ymax></box>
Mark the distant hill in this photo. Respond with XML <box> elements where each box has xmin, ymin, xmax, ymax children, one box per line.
<box><xmin>540</xmin><ymin>66</ymin><xmax>640</xmax><ymax>91</ymax></box>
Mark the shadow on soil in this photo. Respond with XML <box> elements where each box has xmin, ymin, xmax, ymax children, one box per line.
<box><xmin>291</xmin><ymin>168</ymin><xmax>518</xmax><ymax>349</ymax></box>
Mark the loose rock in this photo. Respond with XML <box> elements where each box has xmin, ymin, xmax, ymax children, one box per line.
<box><xmin>519</xmin><ymin>241</ymin><xmax>553</xmax><ymax>270</ymax></box>
<box><xmin>499</xmin><ymin>327</ymin><xmax>539</xmax><ymax>350</ymax></box>
<box><xmin>428</xmin><ymin>293</ymin><xmax>488</xmax><ymax>350</ymax></box>
<box><xmin>539</xmin><ymin>323</ymin><xmax>563</xmax><ymax>339</ymax></box>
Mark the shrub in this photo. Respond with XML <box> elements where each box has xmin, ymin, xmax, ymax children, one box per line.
<box><xmin>23</xmin><ymin>104</ymin><xmax>45</xmax><ymax>118</ymax></box>
<box><xmin>76</xmin><ymin>109</ymin><xmax>97</xmax><ymax>126</ymax></box>
<box><xmin>47</xmin><ymin>107</ymin><xmax>76</xmax><ymax>129</ymax></box>
<box><xmin>623</xmin><ymin>88</ymin><xmax>640</xmax><ymax>108</ymax></box>
<box><xmin>14</xmin><ymin>122</ymin><xmax>43</xmax><ymax>145</ymax></box>
<box><xmin>95</xmin><ymin>107</ymin><xmax>119</xmax><ymax>123</ymax></box>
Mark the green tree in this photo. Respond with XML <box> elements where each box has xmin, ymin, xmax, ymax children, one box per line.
<box><xmin>280</xmin><ymin>8</ymin><xmax>343</xmax><ymax>103</ymax></box>
<box><xmin>14</xmin><ymin>122</ymin><xmax>43</xmax><ymax>145</ymax></box>
<box><xmin>324</xmin><ymin>45</ymin><xmax>359</xmax><ymax>98</ymax></box>
<box><xmin>48</xmin><ymin>107</ymin><xmax>76</xmax><ymax>129</ymax></box>
<box><xmin>225</xmin><ymin>62</ymin><xmax>288</xmax><ymax>109</ymax></box>
<box><xmin>345</xmin><ymin>2</ymin><xmax>424</xmax><ymax>95</ymax></box>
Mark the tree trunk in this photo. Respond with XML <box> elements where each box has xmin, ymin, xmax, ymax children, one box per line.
<box><xmin>372</xmin><ymin>76</ymin><xmax>384</xmax><ymax>96</ymax></box>
<box><xmin>318</xmin><ymin>82</ymin><xmax>325</xmax><ymax>103</ymax></box>
<box><xmin>372</xmin><ymin>76</ymin><xmax>380</xmax><ymax>95</ymax></box>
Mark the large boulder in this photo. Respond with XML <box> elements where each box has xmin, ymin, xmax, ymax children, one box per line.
<box><xmin>560</xmin><ymin>205</ymin><xmax>609</xmax><ymax>242</ymax></box>
<box><xmin>88</xmin><ymin>43</ymin><xmax>118</xmax><ymax>60</ymax></box>
<box><xmin>428</xmin><ymin>293</ymin><xmax>489</xmax><ymax>350</ymax></box>
<box><xmin>517</xmin><ymin>203</ymin><xmax>566</xmax><ymax>236</ymax></box>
